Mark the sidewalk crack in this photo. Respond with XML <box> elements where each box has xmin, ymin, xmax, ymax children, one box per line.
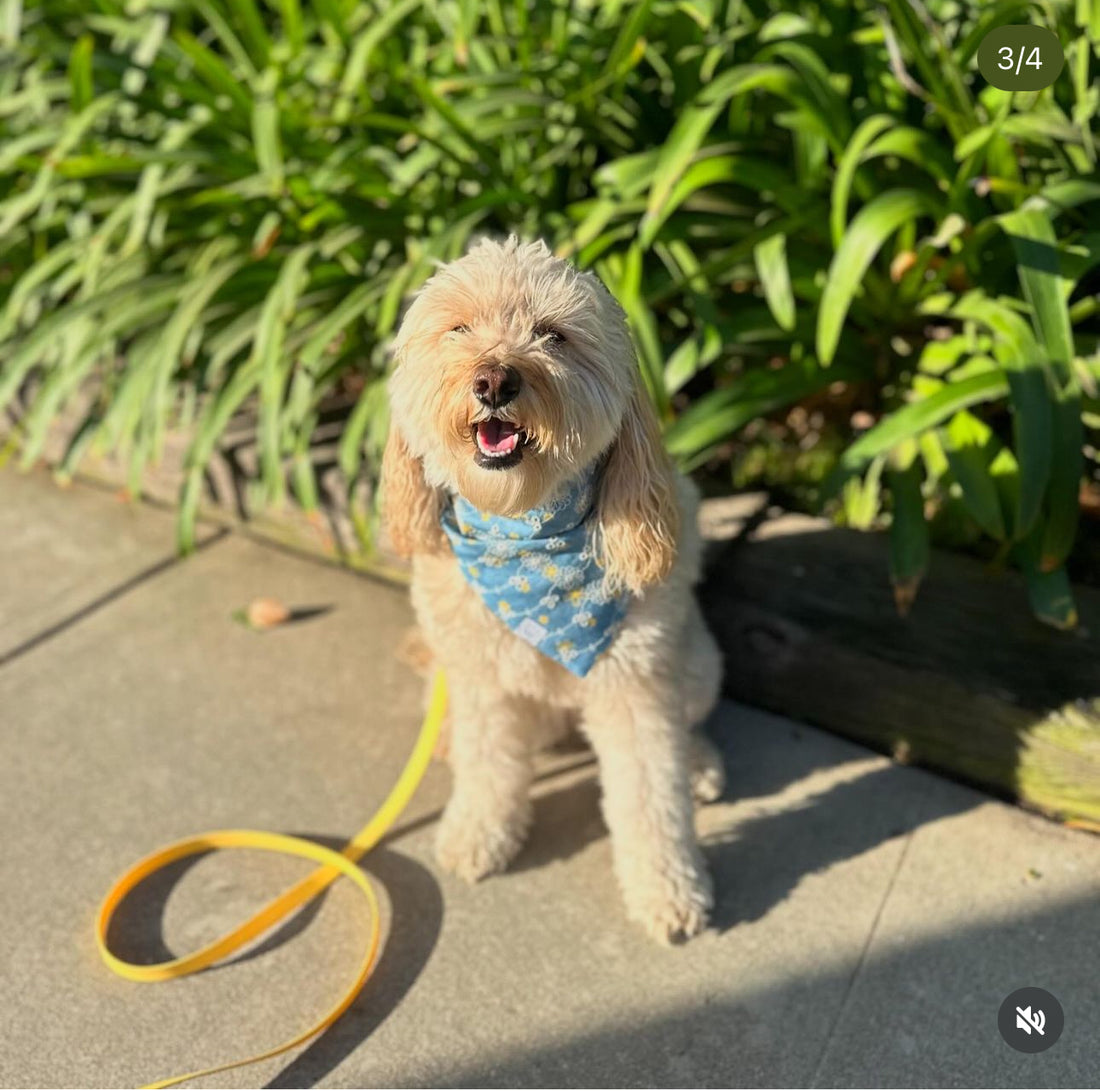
<box><xmin>809</xmin><ymin>830</ymin><xmax>914</xmax><ymax>1088</ymax></box>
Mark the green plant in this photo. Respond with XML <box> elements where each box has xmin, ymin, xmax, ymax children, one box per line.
<box><xmin>1</xmin><ymin>0</ymin><xmax>1099</xmax><ymax>623</ymax></box>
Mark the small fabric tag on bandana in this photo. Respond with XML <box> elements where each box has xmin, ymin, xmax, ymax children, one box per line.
<box><xmin>440</xmin><ymin>463</ymin><xmax>630</xmax><ymax>676</ymax></box>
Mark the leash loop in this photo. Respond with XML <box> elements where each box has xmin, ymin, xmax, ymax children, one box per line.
<box><xmin>95</xmin><ymin>670</ymin><xmax>447</xmax><ymax>1089</ymax></box>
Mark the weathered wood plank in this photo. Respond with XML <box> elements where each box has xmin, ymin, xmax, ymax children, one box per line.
<box><xmin>701</xmin><ymin>511</ymin><xmax>1100</xmax><ymax>823</ymax></box>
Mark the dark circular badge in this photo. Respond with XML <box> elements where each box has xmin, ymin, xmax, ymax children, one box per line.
<box><xmin>998</xmin><ymin>987</ymin><xmax>1064</xmax><ymax>1053</ymax></box>
<box><xmin>976</xmin><ymin>25</ymin><xmax>1065</xmax><ymax>92</ymax></box>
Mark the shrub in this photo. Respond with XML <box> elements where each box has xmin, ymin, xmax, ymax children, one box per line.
<box><xmin>1</xmin><ymin>0</ymin><xmax>1098</xmax><ymax>624</ymax></box>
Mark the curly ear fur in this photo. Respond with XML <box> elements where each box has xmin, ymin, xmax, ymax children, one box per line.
<box><xmin>380</xmin><ymin>426</ymin><xmax>447</xmax><ymax>558</ymax></box>
<box><xmin>595</xmin><ymin>384</ymin><xmax>680</xmax><ymax>594</ymax></box>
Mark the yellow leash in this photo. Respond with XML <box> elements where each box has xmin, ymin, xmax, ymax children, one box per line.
<box><xmin>95</xmin><ymin>670</ymin><xmax>448</xmax><ymax>1089</ymax></box>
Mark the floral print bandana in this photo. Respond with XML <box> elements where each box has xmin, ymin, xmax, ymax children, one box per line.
<box><xmin>440</xmin><ymin>462</ymin><xmax>630</xmax><ymax>676</ymax></box>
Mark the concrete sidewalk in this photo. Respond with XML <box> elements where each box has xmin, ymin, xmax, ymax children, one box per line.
<box><xmin>2</xmin><ymin>467</ymin><xmax>1098</xmax><ymax>1089</ymax></box>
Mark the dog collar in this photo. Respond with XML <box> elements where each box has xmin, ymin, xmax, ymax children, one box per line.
<box><xmin>440</xmin><ymin>462</ymin><xmax>630</xmax><ymax>676</ymax></box>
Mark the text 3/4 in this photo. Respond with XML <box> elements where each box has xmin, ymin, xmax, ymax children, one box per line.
<box><xmin>998</xmin><ymin>45</ymin><xmax>1043</xmax><ymax>75</ymax></box>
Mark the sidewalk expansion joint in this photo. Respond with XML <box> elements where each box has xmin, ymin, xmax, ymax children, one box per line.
<box><xmin>809</xmin><ymin>830</ymin><xmax>914</xmax><ymax>1087</ymax></box>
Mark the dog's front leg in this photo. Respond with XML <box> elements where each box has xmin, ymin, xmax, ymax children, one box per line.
<box><xmin>435</xmin><ymin>678</ymin><xmax>535</xmax><ymax>882</ymax></box>
<box><xmin>583</xmin><ymin>683</ymin><xmax>713</xmax><ymax>943</ymax></box>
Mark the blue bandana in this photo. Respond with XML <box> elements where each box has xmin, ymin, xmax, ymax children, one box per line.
<box><xmin>440</xmin><ymin>463</ymin><xmax>630</xmax><ymax>677</ymax></box>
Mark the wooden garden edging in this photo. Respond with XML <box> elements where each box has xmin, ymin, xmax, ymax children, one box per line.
<box><xmin>700</xmin><ymin>505</ymin><xmax>1100</xmax><ymax>826</ymax></box>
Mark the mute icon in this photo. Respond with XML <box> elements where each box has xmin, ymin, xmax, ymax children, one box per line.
<box><xmin>1000</xmin><ymin>988</ymin><xmax>1062</xmax><ymax>1052</ymax></box>
<box><xmin>1015</xmin><ymin>1005</ymin><xmax>1045</xmax><ymax>1036</ymax></box>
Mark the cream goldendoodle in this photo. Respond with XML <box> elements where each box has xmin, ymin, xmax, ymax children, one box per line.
<box><xmin>381</xmin><ymin>236</ymin><xmax>724</xmax><ymax>942</ymax></box>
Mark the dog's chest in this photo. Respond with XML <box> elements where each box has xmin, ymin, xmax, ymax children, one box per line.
<box><xmin>412</xmin><ymin>553</ymin><xmax>588</xmax><ymax>707</ymax></box>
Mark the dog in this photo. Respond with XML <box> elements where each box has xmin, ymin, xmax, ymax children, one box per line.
<box><xmin>381</xmin><ymin>236</ymin><xmax>725</xmax><ymax>942</ymax></box>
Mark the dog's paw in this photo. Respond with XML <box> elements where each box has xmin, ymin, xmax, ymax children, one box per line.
<box><xmin>689</xmin><ymin>733</ymin><xmax>726</xmax><ymax>804</ymax></box>
<box><xmin>623</xmin><ymin>861</ymin><xmax>714</xmax><ymax>944</ymax></box>
<box><xmin>435</xmin><ymin>807</ymin><xmax>527</xmax><ymax>883</ymax></box>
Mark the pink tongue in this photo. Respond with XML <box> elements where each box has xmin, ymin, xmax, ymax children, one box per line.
<box><xmin>478</xmin><ymin>420</ymin><xmax>519</xmax><ymax>454</ymax></box>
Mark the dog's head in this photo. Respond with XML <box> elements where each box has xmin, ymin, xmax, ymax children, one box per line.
<box><xmin>382</xmin><ymin>236</ymin><xmax>679</xmax><ymax>593</ymax></box>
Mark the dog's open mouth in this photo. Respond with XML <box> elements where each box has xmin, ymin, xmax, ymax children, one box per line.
<box><xmin>474</xmin><ymin>418</ymin><xmax>527</xmax><ymax>469</ymax></box>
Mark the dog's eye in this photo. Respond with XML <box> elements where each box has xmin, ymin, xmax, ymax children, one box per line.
<box><xmin>534</xmin><ymin>325</ymin><xmax>565</xmax><ymax>345</ymax></box>
<box><xmin>450</xmin><ymin>324</ymin><xmax>469</xmax><ymax>334</ymax></box>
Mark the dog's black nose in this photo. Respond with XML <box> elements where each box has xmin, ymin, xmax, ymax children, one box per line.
<box><xmin>472</xmin><ymin>364</ymin><xmax>521</xmax><ymax>409</ymax></box>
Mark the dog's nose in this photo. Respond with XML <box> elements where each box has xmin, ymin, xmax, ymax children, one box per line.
<box><xmin>472</xmin><ymin>364</ymin><xmax>521</xmax><ymax>409</ymax></box>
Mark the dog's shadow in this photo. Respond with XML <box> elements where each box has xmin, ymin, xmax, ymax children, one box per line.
<box><xmin>513</xmin><ymin>771</ymin><xmax>605</xmax><ymax>873</ymax></box>
<box><xmin>508</xmin><ymin>716</ymin><xmax>976</xmax><ymax>932</ymax></box>
<box><xmin>704</xmin><ymin>762</ymin><xmax>975</xmax><ymax>931</ymax></box>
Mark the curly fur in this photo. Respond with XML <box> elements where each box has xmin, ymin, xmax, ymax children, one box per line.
<box><xmin>383</xmin><ymin>236</ymin><xmax>724</xmax><ymax>942</ymax></box>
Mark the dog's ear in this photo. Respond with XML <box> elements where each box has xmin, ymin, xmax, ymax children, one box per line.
<box><xmin>595</xmin><ymin>383</ymin><xmax>680</xmax><ymax>594</ymax></box>
<box><xmin>380</xmin><ymin>426</ymin><xmax>447</xmax><ymax>558</ymax></box>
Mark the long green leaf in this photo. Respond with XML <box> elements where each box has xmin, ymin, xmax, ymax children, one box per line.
<box><xmin>929</xmin><ymin>292</ymin><xmax>1053</xmax><ymax>538</ymax></box>
<box><xmin>888</xmin><ymin>445</ymin><xmax>928</xmax><ymax>617</ymax></box>
<box><xmin>642</xmin><ymin>64</ymin><xmax>793</xmax><ymax>239</ymax></box>
<box><xmin>1002</xmin><ymin>208</ymin><xmax>1075</xmax><ymax>367</ymax></box>
<box><xmin>838</xmin><ymin>370</ymin><xmax>1010</xmax><ymax>475</ymax></box>
<box><xmin>666</xmin><ymin>362</ymin><xmax>854</xmax><ymax>467</ymax></box>
<box><xmin>753</xmin><ymin>232</ymin><xmax>795</xmax><ymax>332</ymax></box>
<box><xmin>1002</xmin><ymin>207</ymin><xmax>1083</xmax><ymax>565</ymax></box>
<box><xmin>817</xmin><ymin>189</ymin><xmax>937</xmax><ymax>365</ymax></box>
<box><xmin>830</xmin><ymin>115</ymin><xmax>893</xmax><ymax>247</ymax></box>
<box><xmin>941</xmin><ymin>410</ymin><xmax>1006</xmax><ymax>540</ymax></box>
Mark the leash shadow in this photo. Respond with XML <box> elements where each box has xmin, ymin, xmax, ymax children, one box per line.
<box><xmin>101</xmin><ymin>844</ymin><xmax>337</xmax><ymax>970</ymax></box>
<box><xmin>102</xmin><ymin>837</ymin><xmax>444</xmax><ymax>1091</ymax></box>
<box><xmin>264</xmin><ymin>845</ymin><xmax>444</xmax><ymax>1089</ymax></box>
